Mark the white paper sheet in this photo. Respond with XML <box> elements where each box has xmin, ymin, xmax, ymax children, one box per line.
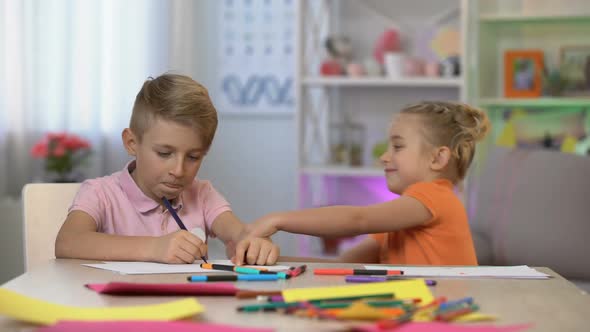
<box><xmin>83</xmin><ymin>259</ymin><xmax>291</xmax><ymax>275</ymax></box>
<box><xmin>363</xmin><ymin>265</ymin><xmax>551</xmax><ymax>279</ymax></box>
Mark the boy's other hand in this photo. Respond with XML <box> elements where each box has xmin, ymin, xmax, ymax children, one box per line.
<box><xmin>149</xmin><ymin>230</ymin><xmax>207</xmax><ymax>264</ymax></box>
<box><xmin>232</xmin><ymin>237</ymin><xmax>280</xmax><ymax>266</ymax></box>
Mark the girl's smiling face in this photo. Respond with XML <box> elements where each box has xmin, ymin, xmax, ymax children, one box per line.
<box><xmin>380</xmin><ymin>114</ymin><xmax>434</xmax><ymax>194</ymax></box>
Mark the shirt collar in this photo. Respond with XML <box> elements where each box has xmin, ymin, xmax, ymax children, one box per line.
<box><xmin>119</xmin><ymin>160</ymin><xmax>184</xmax><ymax>214</ymax></box>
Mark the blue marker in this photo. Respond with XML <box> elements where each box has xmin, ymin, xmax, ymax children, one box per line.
<box><xmin>187</xmin><ymin>274</ymin><xmax>280</xmax><ymax>282</ymax></box>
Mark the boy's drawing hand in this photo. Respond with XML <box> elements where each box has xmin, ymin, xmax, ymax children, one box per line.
<box><xmin>149</xmin><ymin>230</ymin><xmax>207</xmax><ymax>264</ymax></box>
<box><xmin>232</xmin><ymin>237</ymin><xmax>280</xmax><ymax>266</ymax></box>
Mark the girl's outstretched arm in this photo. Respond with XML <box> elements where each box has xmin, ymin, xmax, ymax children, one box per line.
<box><xmin>249</xmin><ymin>195</ymin><xmax>432</xmax><ymax>239</ymax></box>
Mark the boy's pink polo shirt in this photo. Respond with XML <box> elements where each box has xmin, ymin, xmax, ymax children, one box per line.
<box><xmin>68</xmin><ymin>161</ymin><xmax>231</xmax><ymax>239</ymax></box>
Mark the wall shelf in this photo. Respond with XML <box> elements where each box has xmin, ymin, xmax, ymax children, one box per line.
<box><xmin>301</xmin><ymin>166</ymin><xmax>384</xmax><ymax>177</ymax></box>
<box><xmin>479</xmin><ymin>98</ymin><xmax>590</xmax><ymax>108</ymax></box>
<box><xmin>479</xmin><ymin>14</ymin><xmax>590</xmax><ymax>24</ymax></box>
<box><xmin>303</xmin><ymin>77</ymin><xmax>463</xmax><ymax>88</ymax></box>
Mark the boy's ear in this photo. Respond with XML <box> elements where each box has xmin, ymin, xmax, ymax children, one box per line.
<box><xmin>430</xmin><ymin>146</ymin><xmax>451</xmax><ymax>171</ymax></box>
<box><xmin>122</xmin><ymin>128</ymin><xmax>138</xmax><ymax>156</ymax></box>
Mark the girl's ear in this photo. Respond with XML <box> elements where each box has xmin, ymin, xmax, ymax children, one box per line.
<box><xmin>430</xmin><ymin>146</ymin><xmax>451</xmax><ymax>171</ymax></box>
<box><xmin>122</xmin><ymin>128</ymin><xmax>138</xmax><ymax>156</ymax></box>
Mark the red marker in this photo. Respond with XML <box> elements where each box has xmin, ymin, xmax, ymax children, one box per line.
<box><xmin>313</xmin><ymin>268</ymin><xmax>403</xmax><ymax>276</ymax></box>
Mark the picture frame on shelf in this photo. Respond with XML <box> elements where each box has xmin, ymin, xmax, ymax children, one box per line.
<box><xmin>504</xmin><ymin>50</ymin><xmax>544</xmax><ymax>98</ymax></box>
<box><xmin>559</xmin><ymin>45</ymin><xmax>590</xmax><ymax>96</ymax></box>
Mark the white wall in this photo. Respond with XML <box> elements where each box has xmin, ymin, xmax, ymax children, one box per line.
<box><xmin>184</xmin><ymin>1</ymin><xmax>298</xmax><ymax>256</ymax></box>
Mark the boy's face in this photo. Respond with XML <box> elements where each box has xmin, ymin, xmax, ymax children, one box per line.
<box><xmin>380</xmin><ymin>114</ymin><xmax>433</xmax><ymax>194</ymax></box>
<box><xmin>123</xmin><ymin>118</ymin><xmax>206</xmax><ymax>202</ymax></box>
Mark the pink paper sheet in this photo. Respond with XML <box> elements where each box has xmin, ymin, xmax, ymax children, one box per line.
<box><xmin>86</xmin><ymin>282</ymin><xmax>237</xmax><ymax>296</ymax></box>
<box><xmin>352</xmin><ymin>322</ymin><xmax>532</xmax><ymax>332</ymax></box>
<box><xmin>36</xmin><ymin>321</ymin><xmax>273</xmax><ymax>332</ymax></box>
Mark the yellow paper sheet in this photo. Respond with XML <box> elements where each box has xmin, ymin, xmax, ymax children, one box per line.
<box><xmin>453</xmin><ymin>312</ymin><xmax>498</xmax><ymax>323</ymax></box>
<box><xmin>0</xmin><ymin>288</ymin><xmax>203</xmax><ymax>325</ymax></box>
<box><xmin>282</xmin><ymin>279</ymin><xmax>433</xmax><ymax>303</ymax></box>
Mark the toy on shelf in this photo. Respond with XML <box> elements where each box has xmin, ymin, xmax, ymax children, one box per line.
<box><xmin>373</xmin><ymin>28</ymin><xmax>401</xmax><ymax>65</ymax></box>
<box><xmin>320</xmin><ymin>36</ymin><xmax>352</xmax><ymax>76</ymax></box>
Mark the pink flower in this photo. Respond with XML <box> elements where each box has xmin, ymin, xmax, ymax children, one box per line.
<box><xmin>52</xmin><ymin>143</ymin><xmax>66</xmax><ymax>157</ymax></box>
<box><xmin>30</xmin><ymin>132</ymin><xmax>92</xmax><ymax>178</ymax></box>
<box><xmin>31</xmin><ymin>140</ymin><xmax>49</xmax><ymax>158</ymax></box>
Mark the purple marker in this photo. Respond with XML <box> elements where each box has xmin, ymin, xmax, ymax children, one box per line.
<box><xmin>345</xmin><ymin>275</ymin><xmax>437</xmax><ymax>286</ymax></box>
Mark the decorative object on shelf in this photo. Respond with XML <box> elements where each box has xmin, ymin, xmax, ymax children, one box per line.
<box><xmin>320</xmin><ymin>59</ymin><xmax>343</xmax><ymax>76</ymax></box>
<box><xmin>346</xmin><ymin>63</ymin><xmax>365</xmax><ymax>77</ymax></box>
<box><xmin>494</xmin><ymin>107</ymin><xmax>588</xmax><ymax>155</ymax></box>
<box><xmin>383</xmin><ymin>52</ymin><xmax>404</xmax><ymax>78</ymax></box>
<box><xmin>373</xmin><ymin>28</ymin><xmax>401</xmax><ymax>65</ymax></box>
<box><xmin>329</xmin><ymin>122</ymin><xmax>366</xmax><ymax>167</ymax></box>
<box><xmin>542</xmin><ymin>69</ymin><xmax>567</xmax><ymax>96</ymax></box>
<box><xmin>503</xmin><ymin>50</ymin><xmax>544</xmax><ymax>98</ymax></box>
<box><xmin>325</xmin><ymin>36</ymin><xmax>353</xmax><ymax>63</ymax></box>
<box><xmin>321</xmin><ymin>35</ymin><xmax>352</xmax><ymax>77</ymax></box>
<box><xmin>440</xmin><ymin>55</ymin><xmax>460</xmax><ymax>77</ymax></box>
<box><xmin>402</xmin><ymin>56</ymin><xmax>425</xmax><ymax>76</ymax></box>
<box><xmin>430</xmin><ymin>26</ymin><xmax>461</xmax><ymax>60</ymax></box>
<box><xmin>30</xmin><ymin>132</ymin><xmax>92</xmax><ymax>182</ymax></box>
<box><xmin>559</xmin><ymin>45</ymin><xmax>590</xmax><ymax>96</ymax></box>
<box><xmin>425</xmin><ymin>61</ymin><xmax>440</xmax><ymax>77</ymax></box>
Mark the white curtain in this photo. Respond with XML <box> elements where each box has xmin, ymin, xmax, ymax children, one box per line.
<box><xmin>0</xmin><ymin>0</ymin><xmax>177</xmax><ymax>197</ymax></box>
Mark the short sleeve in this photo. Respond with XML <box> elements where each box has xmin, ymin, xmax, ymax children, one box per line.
<box><xmin>68</xmin><ymin>180</ymin><xmax>106</xmax><ymax>231</ymax></box>
<box><xmin>403</xmin><ymin>182</ymin><xmax>439</xmax><ymax>225</ymax></box>
<box><xmin>199</xmin><ymin>181</ymin><xmax>232</xmax><ymax>234</ymax></box>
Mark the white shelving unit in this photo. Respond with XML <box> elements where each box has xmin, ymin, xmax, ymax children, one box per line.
<box><xmin>294</xmin><ymin>0</ymin><xmax>466</xmax><ymax>256</ymax></box>
<box><xmin>303</xmin><ymin>77</ymin><xmax>463</xmax><ymax>88</ymax></box>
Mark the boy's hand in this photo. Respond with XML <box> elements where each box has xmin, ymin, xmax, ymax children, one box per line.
<box><xmin>149</xmin><ymin>230</ymin><xmax>207</xmax><ymax>264</ymax></box>
<box><xmin>232</xmin><ymin>237</ymin><xmax>280</xmax><ymax>266</ymax></box>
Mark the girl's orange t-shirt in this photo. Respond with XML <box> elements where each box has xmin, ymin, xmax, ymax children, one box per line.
<box><xmin>371</xmin><ymin>179</ymin><xmax>478</xmax><ymax>266</ymax></box>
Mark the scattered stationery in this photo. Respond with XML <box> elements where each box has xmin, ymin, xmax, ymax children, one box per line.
<box><xmin>288</xmin><ymin>264</ymin><xmax>307</xmax><ymax>278</ymax></box>
<box><xmin>235</xmin><ymin>290</ymin><xmax>283</xmax><ymax>299</ymax></box>
<box><xmin>281</xmin><ymin>279</ymin><xmax>433</xmax><ymax>303</ymax></box>
<box><xmin>161</xmin><ymin>196</ymin><xmax>207</xmax><ymax>263</ymax></box>
<box><xmin>200</xmin><ymin>263</ymin><xmax>289</xmax><ymax>279</ymax></box>
<box><xmin>35</xmin><ymin>320</ymin><xmax>274</xmax><ymax>332</ymax></box>
<box><xmin>314</xmin><ymin>268</ymin><xmax>403</xmax><ymax>276</ymax></box>
<box><xmin>86</xmin><ymin>282</ymin><xmax>238</xmax><ymax>296</ymax></box>
<box><xmin>350</xmin><ymin>322</ymin><xmax>532</xmax><ymax>332</ymax></box>
<box><xmin>345</xmin><ymin>276</ymin><xmax>437</xmax><ymax>286</ymax></box>
<box><xmin>188</xmin><ymin>274</ymin><xmax>281</xmax><ymax>282</ymax></box>
<box><xmin>82</xmin><ymin>259</ymin><xmax>291</xmax><ymax>275</ymax></box>
<box><xmin>363</xmin><ymin>265</ymin><xmax>550</xmax><ymax>279</ymax></box>
<box><xmin>0</xmin><ymin>288</ymin><xmax>202</xmax><ymax>325</ymax></box>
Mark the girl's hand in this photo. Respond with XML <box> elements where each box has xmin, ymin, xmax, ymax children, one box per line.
<box><xmin>149</xmin><ymin>230</ymin><xmax>207</xmax><ymax>264</ymax></box>
<box><xmin>247</xmin><ymin>214</ymin><xmax>281</xmax><ymax>238</ymax></box>
<box><xmin>232</xmin><ymin>237</ymin><xmax>280</xmax><ymax>266</ymax></box>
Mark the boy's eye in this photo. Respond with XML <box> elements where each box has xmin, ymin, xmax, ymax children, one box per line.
<box><xmin>392</xmin><ymin>145</ymin><xmax>403</xmax><ymax>150</ymax></box>
<box><xmin>157</xmin><ymin>151</ymin><xmax>172</xmax><ymax>157</ymax></box>
<box><xmin>188</xmin><ymin>155</ymin><xmax>202</xmax><ymax>161</ymax></box>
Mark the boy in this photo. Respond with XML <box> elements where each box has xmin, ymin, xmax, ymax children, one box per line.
<box><xmin>55</xmin><ymin>73</ymin><xmax>279</xmax><ymax>265</ymax></box>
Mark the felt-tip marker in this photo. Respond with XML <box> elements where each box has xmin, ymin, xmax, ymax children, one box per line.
<box><xmin>187</xmin><ymin>274</ymin><xmax>280</xmax><ymax>282</ymax></box>
<box><xmin>314</xmin><ymin>268</ymin><xmax>403</xmax><ymax>276</ymax></box>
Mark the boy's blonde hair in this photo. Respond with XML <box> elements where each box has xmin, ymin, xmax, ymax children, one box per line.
<box><xmin>401</xmin><ymin>101</ymin><xmax>491</xmax><ymax>180</ymax></box>
<box><xmin>130</xmin><ymin>73</ymin><xmax>218</xmax><ymax>149</ymax></box>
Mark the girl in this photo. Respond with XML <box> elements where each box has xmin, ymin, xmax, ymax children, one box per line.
<box><xmin>242</xmin><ymin>101</ymin><xmax>490</xmax><ymax>265</ymax></box>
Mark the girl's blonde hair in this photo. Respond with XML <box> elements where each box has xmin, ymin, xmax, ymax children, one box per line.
<box><xmin>130</xmin><ymin>73</ymin><xmax>218</xmax><ymax>149</ymax></box>
<box><xmin>401</xmin><ymin>101</ymin><xmax>491</xmax><ymax>180</ymax></box>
